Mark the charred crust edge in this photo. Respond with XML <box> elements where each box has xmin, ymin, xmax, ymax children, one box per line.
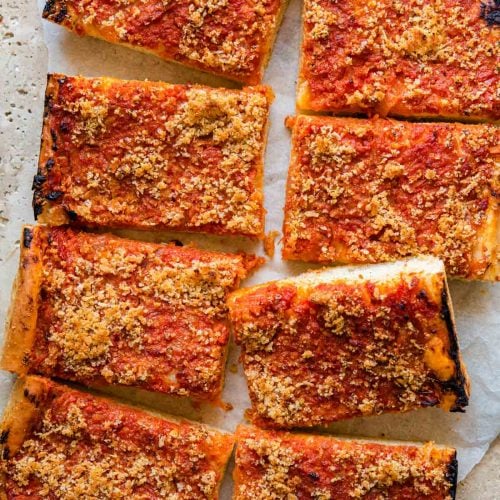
<box><xmin>66</xmin><ymin>209</ymin><xmax>78</xmax><ymax>221</ymax></box>
<box><xmin>43</xmin><ymin>0</ymin><xmax>68</xmax><ymax>24</ymax></box>
<box><xmin>0</xmin><ymin>430</ymin><xmax>9</xmax><ymax>445</ymax></box>
<box><xmin>22</xmin><ymin>228</ymin><xmax>34</xmax><ymax>249</ymax></box>
<box><xmin>34</xmin><ymin>75</ymin><xmax>58</xmax><ymax>220</ymax></box>
<box><xmin>480</xmin><ymin>0</ymin><xmax>500</xmax><ymax>26</ymax></box>
<box><xmin>440</xmin><ymin>286</ymin><xmax>469</xmax><ymax>412</ymax></box>
<box><xmin>33</xmin><ymin>201</ymin><xmax>44</xmax><ymax>220</ymax></box>
<box><xmin>446</xmin><ymin>453</ymin><xmax>458</xmax><ymax>499</ymax></box>
<box><xmin>46</xmin><ymin>191</ymin><xmax>64</xmax><ymax>201</ymax></box>
<box><xmin>23</xmin><ymin>389</ymin><xmax>41</xmax><ymax>408</ymax></box>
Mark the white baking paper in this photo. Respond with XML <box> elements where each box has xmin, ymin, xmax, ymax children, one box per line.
<box><xmin>0</xmin><ymin>0</ymin><xmax>498</xmax><ymax>495</ymax></box>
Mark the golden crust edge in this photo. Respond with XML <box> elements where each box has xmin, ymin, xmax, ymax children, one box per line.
<box><xmin>257</xmin><ymin>0</ymin><xmax>290</xmax><ymax>83</ymax></box>
<box><xmin>282</xmin><ymin>115</ymin><xmax>301</xmax><ymax>259</ymax></box>
<box><xmin>253</xmin><ymin>85</ymin><xmax>275</xmax><ymax>239</ymax></box>
<box><xmin>0</xmin><ymin>226</ymin><xmax>45</xmax><ymax>376</ymax></box>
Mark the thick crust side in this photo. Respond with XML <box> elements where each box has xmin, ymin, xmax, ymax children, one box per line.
<box><xmin>0</xmin><ymin>376</ymin><xmax>51</xmax><ymax>488</ymax></box>
<box><xmin>0</xmin><ymin>226</ymin><xmax>45</xmax><ymax>376</ymax></box>
<box><xmin>34</xmin><ymin>75</ymin><xmax>70</xmax><ymax>225</ymax></box>
<box><xmin>439</xmin><ymin>280</ymin><xmax>471</xmax><ymax>412</ymax></box>
<box><xmin>477</xmin><ymin>189</ymin><xmax>500</xmax><ymax>281</ymax></box>
<box><xmin>254</xmin><ymin>86</ymin><xmax>275</xmax><ymax>238</ymax></box>
<box><xmin>259</xmin><ymin>0</ymin><xmax>290</xmax><ymax>79</ymax></box>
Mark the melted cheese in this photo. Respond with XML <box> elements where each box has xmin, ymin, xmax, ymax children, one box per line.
<box><xmin>424</xmin><ymin>337</ymin><xmax>456</xmax><ymax>381</ymax></box>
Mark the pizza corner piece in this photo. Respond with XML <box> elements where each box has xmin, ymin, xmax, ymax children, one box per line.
<box><xmin>228</xmin><ymin>256</ymin><xmax>470</xmax><ymax>429</ymax></box>
<box><xmin>0</xmin><ymin>376</ymin><xmax>234</xmax><ymax>498</ymax></box>
<box><xmin>35</xmin><ymin>74</ymin><xmax>272</xmax><ymax>238</ymax></box>
<box><xmin>1</xmin><ymin>225</ymin><xmax>263</xmax><ymax>403</ymax></box>
<box><xmin>298</xmin><ymin>0</ymin><xmax>499</xmax><ymax>121</ymax></box>
<box><xmin>41</xmin><ymin>0</ymin><xmax>289</xmax><ymax>84</ymax></box>
<box><xmin>283</xmin><ymin>115</ymin><xmax>499</xmax><ymax>281</ymax></box>
<box><xmin>234</xmin><ymin>425</ymin><xmax>458</xmax><ymax>499</ymax></box>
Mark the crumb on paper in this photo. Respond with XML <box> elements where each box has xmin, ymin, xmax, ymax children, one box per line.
<box><xmin>263</xmin><ymin>230</ymin><xmax>279</xmax><ymax>258</ymax></box>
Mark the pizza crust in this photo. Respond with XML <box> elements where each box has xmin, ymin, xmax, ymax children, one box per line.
<box><xmin>1</xmin><ymin>226</ymin><xmax>43</xmax><ymax>376</ymax></box>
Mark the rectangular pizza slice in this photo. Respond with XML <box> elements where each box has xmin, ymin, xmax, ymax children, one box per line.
<box><xmin>0</xmin><ymin>376</ymin><xmax>234</xmax><ymax>498</ymax></box>
<box><xmin>283</xmin><ymin>115</ymin><xmax>499</xmax><ymax>281</ymax></box>
<box><xmin>228</xmin><ymin>256</ymin><xmax>470</xmax><ymax>428</ymax></box>
<box><xmin>35</xmin><ymin>74</ymin><xmax>272</xmax><ymax>238</ymax></box>
<box><xmin>234</xmin><ymin>425</ymin><xmax>458</xmax><ymax>499</ymax></box>
<box><xmin>1</xmin><ymin>225</ymin><xmax>262</xmax><ymax>402</ymax></box>
<box><xmin>42</xmin><ymin>0</ymin><xmax>289</xmax><ymax>85</ymax></box>
<box><xmin>298</xmin><ymin>0</ymin><xmax>499</xmax><ymax>121</ymax></box>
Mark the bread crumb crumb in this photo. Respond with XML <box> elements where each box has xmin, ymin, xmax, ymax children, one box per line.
<box><xmin>264</xmin><ymin>230</ymin><xmax>279</xmax><ymax>258</ymax></box>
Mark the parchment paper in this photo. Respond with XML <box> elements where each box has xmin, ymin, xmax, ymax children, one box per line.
<box><xmin>0</xmin><ymin>0</ymin><xmax>498</xmax><ymax>495</ymax></box>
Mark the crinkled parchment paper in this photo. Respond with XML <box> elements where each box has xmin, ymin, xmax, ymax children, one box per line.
<box><xmin>0</xmin><ymin>0</ymin><xmax>498</xmax><ymax>495</ymax></box>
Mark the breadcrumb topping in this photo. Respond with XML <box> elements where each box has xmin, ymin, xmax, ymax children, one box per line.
<box><xmin>234</xmin><ymin>426</ymin><xmax>456</xmax><ymax>499</ymax></box>
<box><xmin>29</xmin><ymin>226</ymin><xmax>260</xmax><ymax>400</ymax></box>
<box><xmin>43</xmin><ymin>0</ymin><xmax>286</xmax><ymax>83</ymax></box>
<box><xmin>37</xmin><ymin>75</ymin><xmax>272</xmax><ymax>238</ymax></box>
<box><xmin>3</xmin><ymin>380</ymin><xmax>233</xmax><ymax>498</ymax></box>
<box><xmin>283</xmin><ymin>116</ymin><xmax>499</xmax><ymax>280</ymax></box>
<box><xmin>229</xmin><ymin>262</ymin><xmax>467</xmax><ymax>428</ymax></box>
<box><xmin>299</xmin><ymin>0</ymin><xmax>499</xmax><ymax>119</ymax></box>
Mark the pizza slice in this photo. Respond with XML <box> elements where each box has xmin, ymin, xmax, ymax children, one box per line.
<box><xmin>283</xmin><ymin>115</ymin><xmax>499</xmax><ymax>280</ymax></box>
<box><xmin>42</xmin><ymin>0</ymin><xmax>289</xmax><ymax>84</ymax></box>
<box><xmin>228</xmin><ymin>256</ymin><xmax>470</xmax><ymax>428</ymax></box>
<box><xmin>35</xmin><ymin>74</ymin><xmax>272</xmax><ymax>238</ymax></box>
<box><xmin>298</xmin><ymin>0</ymin><xmax>499</xmax><ymax>120</ymax></box>
<box><xmin>0</xmin><ymin>376</ymin><xmax>234</xmax><ymax>498</ymax></box>
<box><xmin>234</xmin><ymin>425</ymin><xmax>458</xmax><ymax>499</ymax></box>
<box><xmin>2</xmin><ymin>225</ymin><xmax>262</xmax><ymax>402</ymax></box>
